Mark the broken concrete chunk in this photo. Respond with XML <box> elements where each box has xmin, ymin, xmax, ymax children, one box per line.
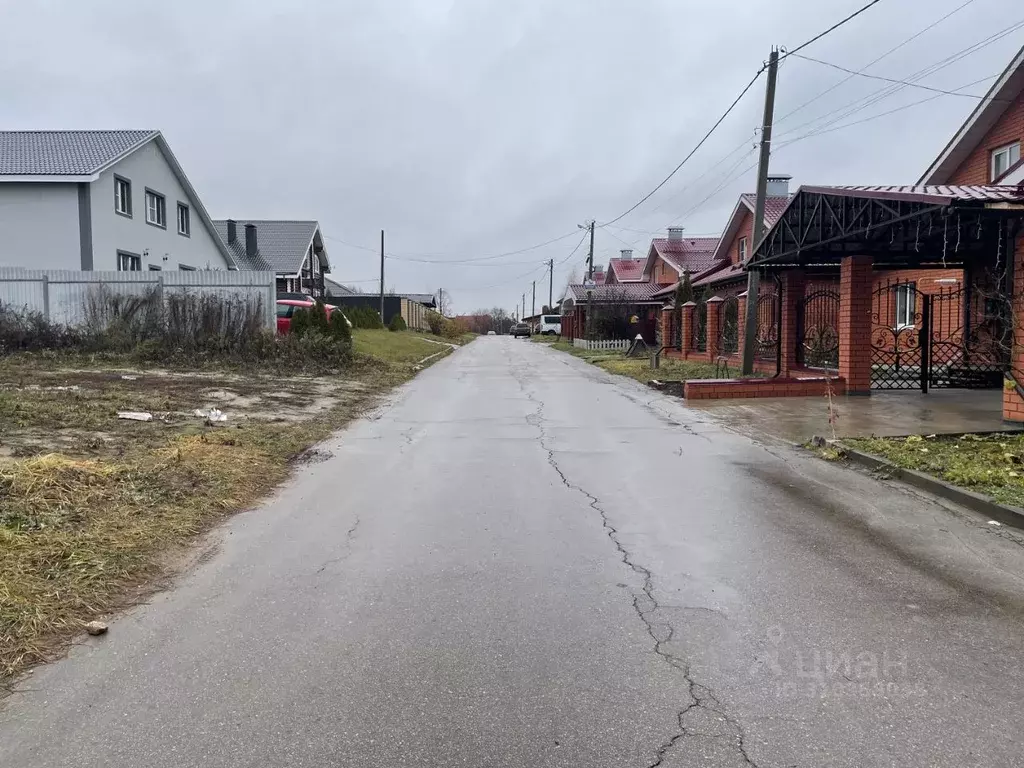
<box><xmin>117</xmin><ymin>411</ymin><xmax>153</xmax><ymax>422</ymax></box>
<box><xmin>194</xmin><ymin>408</ymin><xmax>228</xmax><ymax>423</ymax></box>
<box><xmin>84</xmin><ymin>621</ymin><xmax>108</xmax><ymax>636</ymax></box>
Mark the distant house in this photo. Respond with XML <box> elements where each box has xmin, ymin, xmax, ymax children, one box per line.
<box><xmin>642</xmin><ymin>230</ymin><xmax>720</xmax><ymax>286</ymax></box>
<box><xmin>323</xmin><ymin>277</ymin><xmax>358</xmax><ymax>298</ymax></box>
<box><xmin>326</xmin><ymin>291</ymin><xmax>437</xmax><ymax>331</ymax></box>
<box><xmin>604</xmin><ymin>251</ymin><xmax>645</xmax><ymax>284</ymax></box>
<box><xmin>0</xmin><ymin>130</ymin><xmax>233</xmax><ymax>271</ymax></box>
<box><xmin>214</xmin><ymin>219</ymin><xmax>330</xmax><ymax>297</ymax></box>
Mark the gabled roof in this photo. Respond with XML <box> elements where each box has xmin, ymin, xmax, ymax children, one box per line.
<box><xmin>920</xmin><ymin>43</ymin><xmax>1024</xmax><ymax>184</ymax></box>
<box><xmin>710</xmin><ymin>193</ymin><xmax>792</xmax><ymax>263</ymax></box>
<box><xmin>566</xmin><ymin>282</ymin><xmax>666</xmax><ymax>303</ymax></box>
<box><xmin>324</xmin><ymin>277</ymin><xmax>357</xmax><ymax>296</ymax></box>
<box><xmin>214</xmin><ymin>219</ymin><xmax>328</xmax><ymax>275</ymax></box>
<box><xmin>799</xmin><ymin>184</ymin><xmax>1024</xmax><ymax>204</ymax></box>
<box><xmin>644</xmin><ymin>236</ymin><xmax>720</xmax><ymax>278</ymax></box>
<box><xmin>592</xmin><ymin>270</ymin><xmax>606</xmax><ymax>285</ymax></box>
<box><xmin>0</xmin><ymin>130</ymin><xmax>158</xmax><ymax>178</ymax></box>
<box><xmin>0</xmin><ymin>130</ymin><xmax>235</xmax><ymax>268</ymax></box>
<box><xmin>606</xmin><ymin>258</ymin><xmax>646</xmax><ymax>282</ymax></box>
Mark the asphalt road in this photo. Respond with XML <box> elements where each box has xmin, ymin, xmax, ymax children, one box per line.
<box><xmin>3</xmin><ymin>337</ymin><xmax>1024</xmax><ymax>767</ymax></box>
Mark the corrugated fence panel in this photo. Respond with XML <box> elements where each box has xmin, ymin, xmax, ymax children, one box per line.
<box><xmin>0</xmin><ymin>268</ymin><xmax>277</xmax><ymax>329</ymax></box>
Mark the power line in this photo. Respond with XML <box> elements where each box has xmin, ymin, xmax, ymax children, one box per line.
<box><xmin>599</xmin><ymin>69</ymin><xmax>765</xmax><ymax>227</ymax></box>
<box><xmin>789</xmin><ymin>52</ymin><xmax>1011</xmax><ymax>101</ymax></box>
<box><xmin>778</xmin><ymin>0</ymin><xmax>886</xmax><ymax>62</ymax></box>
<box><xmin>774</xmin><ymin>20</ymin><xmax>1024</xmax><ymax>141</ymax></box>
<box><xmin>775</xmin><ymin>73</ymin><xmax>1000</xmax><ymax>149</ymax></box>
<box><xmin>776</xmin><ymin>0</ymin><xmax>977</xmax><ymax>124</ymax></box>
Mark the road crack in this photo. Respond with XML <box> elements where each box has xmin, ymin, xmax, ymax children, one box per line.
<box><xmin>510</xmin><ymin>364</ymin><xmax>759</xmax><ymax>768</ymax></box>
<box><xmin>315</xmin><ymin>516</ymin><xmax>362</xmax><ymax>576</ymax></box>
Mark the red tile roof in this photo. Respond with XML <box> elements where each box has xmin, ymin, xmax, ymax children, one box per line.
<box><xmin>567</xmin><ymin>282</ymin><xmax>667</xmax><ymax>303</ymax></box>
<box><xmin>692</xmin><ymin>261</ymin><xmax>745</xmax><ymax>288</ymax></box>
<box><xmin>607</xmin><ymin>258</ymin><xmax>646</xmax><ymax>282</ymax></box>
<box><xmin>800</xmin><ymin>184</ymin><xmax>1024</xmax><ymax>204</ymax></box>
<box><xmin>651</xmin><ymin>237</ymin><xmax>721</xmax><ymax>275</ymax></box>
<box><xmin>592</xmin><ymin>270</ymin><xmax>606</xmax><ymax>285</ymax></box>
<box><xmin>739</xmin><ymin>194</ymin><xmax>791</xmax><ymax>227</ymax></box>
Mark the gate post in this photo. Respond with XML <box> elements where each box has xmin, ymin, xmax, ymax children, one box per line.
<box><xmin>920</xmin><ymin>296</ymin><xmax>931</xmax><ymax>394</ymax></box>
<box><xmin>780</xmin><ymin>270</ymin><xmax>805</xmax><ymax>376</ymax></box>
<box><xmin>681</xmin><ymin>301</ymin><xmax>695</xmax><ymax>357</ymax></box>
<box><xmin>706</xmin><ymin>296</ymin><xmax>723</xmax><ymax>360</ymax></box>
<box><xmin>839</xmin><ymin>254</ymin><xmax>874</xmax><ymax>394</ymax></box>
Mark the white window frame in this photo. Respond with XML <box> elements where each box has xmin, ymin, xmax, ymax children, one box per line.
<box><xmin>114</xmin><ymin>176</ymin><xmax>132</xmax><ymax>217</ymax></box>
<box><xmin>117</xmin><ymin>251</ymin><xmax>142</xmax><ymax>272</ymax></box>
<box><xmin>895</xmin><ymin>283</ymin><xmax>916</xmax><ymax>329</ymax></box>
<box><xmin>145</xmin><ymin>189</ymin><xmax>166</xmax><ymax>228</ymax></box>
<box><xmin>738</xmin><ymin>237</ymin><xmax>748</xmax><ymax>263</ymax></box>
<box><xmin>176</xmin><ymin>202</ymin><xmax>190</xmax><ymax>236</ymax></box>
<box><xmin>991</xmin><ymin>141</ymin><xmax>1021</xmax><ymax>182</ymax></box>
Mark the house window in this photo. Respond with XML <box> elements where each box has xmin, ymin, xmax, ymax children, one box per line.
<box><xmin>117</xmin><ymin>251</ymin><xmax>142</xmax><ymax>271</ymax></box>
<box><xmin>895</xmin><ymin>283</ymin><xmax>916</xmax><ymax>329</ymax></box>
<box><xmin>176</xmin><ymin>203</ymin><xmax>190</xmax><ymax>236</ymax></box>
<box><xmin>145</xmin><ymin>190</ymin><xmax>166</xmax><ymax>227</ymax></box>
<box><xmin>114</xmin><ymin>176</ymin><xmax>132</xmax><ymax>217</ymax></box>
<box><xmin>991</xmin><ymin>142</ymin><xmax>1021</xmax><ymax>181</ymax></box>
<box><xmin>738</xmin><ymin>237</ymin><xmax>748</xmax><ymax>263</ymax></box>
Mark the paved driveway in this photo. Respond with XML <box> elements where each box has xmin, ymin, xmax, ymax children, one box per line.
<box><xmin>2</xmin><ymin>337</ymin><xmax>1023</xmax><ymax>767</ymax></box>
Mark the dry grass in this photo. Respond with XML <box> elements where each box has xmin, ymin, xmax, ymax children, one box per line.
<box><xmin>845</xmin><ymin>433</ymin><xmax>1024</xmax><ymax>508</ymax></box>
<box><xmin>0</xmin><ymin>334</ymin><xmax>440</xmax><ymax>686</ymax></box>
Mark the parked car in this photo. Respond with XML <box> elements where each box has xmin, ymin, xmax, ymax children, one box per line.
<box><xmin>487</xmin><ymin>330</ymin><xmax>496</xmax><ymax>335</ymax></box>
<box><xmin>275</xmin><ymin>299</ymin><xmax>350</xmax><ymax>334</ymax></box>
<box><xmin>512</xmin><ymin>322</ymin><xmax>531</xmax><ymax>338</ymax></box>
<box><xmin>538</xmin><ymin>314</ymin><xmax>562</xmax><ymax>335</ymax></box>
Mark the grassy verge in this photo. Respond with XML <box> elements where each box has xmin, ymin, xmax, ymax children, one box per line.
<box><xmin>0</xmin><ymin>332</ymin><xmax>460</xmax><ymax>686</ymax></box>
<box><xmin>533</xmin><ymin>337</ymin><xmax>760</xmax><ymax>384</ymax></box>
<box><xmin>845</xmin><ymin>433</ymin><xmax>1024</xmax><ymax>508</ymax></box>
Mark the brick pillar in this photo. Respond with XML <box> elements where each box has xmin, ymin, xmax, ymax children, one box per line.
<box><xmin>839</xmin><ymin>254</ymin><xmax>874</xmax><ymax>394</ymax></box>
<box><xmin>1005</xmin><ymin>232</ymin><xmax>1024</xmax><ymax>422</ymax></box>
<box><xmin>681</xmin><ymin>301</ymin><xmax>695</xmax><ymax>356</ymax></box>
<box><xmin>706</xmin><ymin>295</ymin><xmax>723</xmax><ymax>360</ymax></box>
<box><xmin>780</xmin><ymin>270</ymin><xmax>805</xmax><ymax>376</ymax></box>
<box><xmin>737</xmin><ymin>291</ymin><xmax>748</xmax><ymax>362</ymax></box>
<box><xmin>659</xmin><ymin>307</ymin><xmax>671</xmax><ymax>349</ymax></box>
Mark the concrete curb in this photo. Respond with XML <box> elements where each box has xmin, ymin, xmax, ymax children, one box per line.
<box><xmin>819</xmin><ymin>437</ymin><xmax>1024</xmax><ymax>530</ymax></box>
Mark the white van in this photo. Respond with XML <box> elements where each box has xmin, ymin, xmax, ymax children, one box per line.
<box><xmin>538</xmin><ymin>314</ymin><xmax>562</xmax><ymax>335</ymax></box>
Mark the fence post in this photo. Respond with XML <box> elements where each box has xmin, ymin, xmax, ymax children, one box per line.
<box><xmin>267</xmin><ymin>275</ymin><xmax>276</xmax><ymax>331</ymax></box>
<box><xmin>681</xmin><ymin>301</ymin><xmax>696</xmax><ymax>357</ymax></box>
<box><xmin>41</xmin><ymin>274</ymin><xmax>50</xmax><ymax>320</ymax></box>
<box><xmin>706</xmin><ymin>295</ymin><xmax>723</xmax><ymax>361</ymax></box>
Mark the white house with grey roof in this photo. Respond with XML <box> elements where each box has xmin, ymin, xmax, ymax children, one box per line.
<box><xmin>0</xmin><ymin>130</ymin><xmax>233</xmax><ymax>272</ymax></box>
<box><xmin>213</xmin><ymin>219</ymin><xmax>330</xmax><ymax>297</ymax></box>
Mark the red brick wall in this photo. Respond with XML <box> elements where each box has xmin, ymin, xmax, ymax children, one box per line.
<box><xmin>946</xmin><ymin>90</ymin><xmax>1024</xmax><ymax>184</ymax></box>
<box><xmin>1005</xmin><ymin>231</ymin><xmax>1024</xmax><ymax>421</ymax></box>
<box><xmin>685</xmin><ymin>376</ymin><xmax>846</xmax><ymax>400</ymax></box>
<box><xmin>722</xmin><ymin>209</ymin><xmax>754</xmax><ymax>266</ymax></box>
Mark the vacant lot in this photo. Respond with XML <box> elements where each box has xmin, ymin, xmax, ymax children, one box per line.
<box><xmin>0</xmin><ymin>330</ymin><xmax>469</xmax><ymax>685</ymax></box>
<box><xmin>533</xmin><ymin>337</ymin><xmax>753</xmax><ymax>384</ymax></box>
<box><xmin>846</xmin><ymin>432</ymin><xmax>1024</xmax><ymax>509</ymax></box>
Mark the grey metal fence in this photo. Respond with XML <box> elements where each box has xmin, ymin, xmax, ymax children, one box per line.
<box><xmin>0</xmin><ymin>268</ymin><xmax>277</xmax><ymax>330</ymax></box>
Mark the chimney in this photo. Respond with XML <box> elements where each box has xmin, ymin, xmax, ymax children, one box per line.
<box><xmin>226</xmin><ymin>219</ymin><xmax>237</xmax><ymax>244</ymax></box>
<box><xmin>619</xmin><ymin>249</ymin><xmax>633</xmax><ymax>259</ymax></box>
<box><xmin>244</xmin><ymin>223</ymin><xmax>257</xmax><ymax>258</ymax></box>
<box><xmin>667</xmin><ymin>227</ymin><xmax>684</xmax><ymax>242</ymax></box>
<box><xmin>766</xmin><ymin>175</ymin><xmax>791</xmax><ymax>197</ymax></box>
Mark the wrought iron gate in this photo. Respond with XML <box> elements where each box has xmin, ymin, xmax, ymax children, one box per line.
<box><xmin>718</xmin><ymin>295</ymin><xmax>740</xmax><ymax>355</ymax></box>
<box><xmin>754</xmin><ymin>286</ymin><xmax>780</xmax><ymax>362</ymax></box>
<box><xmin>797</xmin><ymin>288</ymin><xmax>840</xmax><ymax>369</ymax></box>
<box><xmin>871</xmin><ymin>278</ymin><xmax>1010</xmax><ymax>391</ymax></box>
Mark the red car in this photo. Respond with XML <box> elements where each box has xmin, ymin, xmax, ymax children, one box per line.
<box><xmin>275</xmin><ymin>299</ymin><xmax>346</xmax><ymax>334</ymax></box>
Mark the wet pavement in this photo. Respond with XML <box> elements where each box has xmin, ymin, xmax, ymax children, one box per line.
<box><xmin>2</xmin><ymin>338</ymin><xmax>1024</xmax><ymax>767</ymax></box>
<box><xmin>689</xmin><ymin>388</ymin><xmax>1015</xmax><ymax>443</ymax></box>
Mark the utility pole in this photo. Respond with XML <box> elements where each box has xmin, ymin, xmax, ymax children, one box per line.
<box><xmin>741</xmin><ymin>47</ymin><xmax>779</xmax><ymax>377</ymax></box>
<box><xmin>532</xmin><ymin>281</ymin><xmax>536</xmax><ymax>318</ymax></box>
<box><xmin>522</xmin><ymin>292</ymin><xmax>526</xmax><ymax>320</ymax></box>
<box><xmin>438</xmin><ymin>287</ymin><xmax>444</xmax><ymax>317</ymax></box>
<box><xmin>587</xmin><ymin>221</ymin><xmax>596</xmax><ymax>279</ymax></box>
<box><xmin>548</xmin><ymin>258</ymin><xmax>554</xmax><ymax>312</ymax></box>
<box><xmin>379</xmin><ymin>229</ymin><xmax>385</xmax><ymax>322</ymax></box>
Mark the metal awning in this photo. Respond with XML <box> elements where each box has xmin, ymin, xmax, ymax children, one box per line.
<box><xmin>749</xmin><ymin>185</ymin><xmax>1024</xmax><ymax>269</ymax></box>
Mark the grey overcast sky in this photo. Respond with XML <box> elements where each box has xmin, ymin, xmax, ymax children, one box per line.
<box><xmin>3</xmin><ymin>0</ymin><xmax>1021</xmax><ymax>313</ymax></box>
